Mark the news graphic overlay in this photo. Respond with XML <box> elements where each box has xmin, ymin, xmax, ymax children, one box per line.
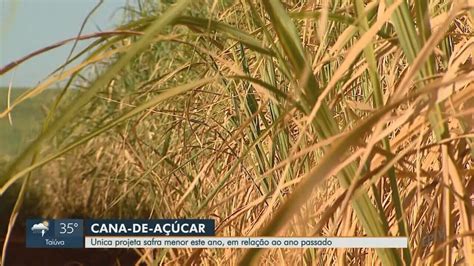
<box><xmin>85</xmin><ymin>219</ymin><xmax>215</xmax><ymax>248</ymax></box>
<box><xmin>26</xmin><ymin>219</ymin><xmax>407</xmax><ymax>249</ymax></box>
<box><xmin>26</xmin><ymin>219</ymin><xmax>84</xmax><ymax>248</ymax></box>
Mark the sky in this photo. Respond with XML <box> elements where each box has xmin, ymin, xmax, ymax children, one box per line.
<box><xmin>0</xmin><ymin>0</ymin><xmax>132</xmax><ymax>87</ymax></box>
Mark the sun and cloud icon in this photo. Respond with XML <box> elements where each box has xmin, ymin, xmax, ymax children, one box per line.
<box><xmin>31</xmin><ymin>221</ymin><xmax>49</xmax><ymax>237</ymax></box>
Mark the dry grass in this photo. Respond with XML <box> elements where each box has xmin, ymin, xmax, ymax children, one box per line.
<box><xmin>1</xmin><ymin>0</ymin><xmax>474</xmax><ymax>265</ymax></box>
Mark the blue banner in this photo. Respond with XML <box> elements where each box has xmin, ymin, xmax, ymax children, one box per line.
<box><xmin>85</xmin><ymin>219</ymin><xmax>215</xmax><ymax>236</ymax></box>
<box><xmin>27</xmin><ymin>218</ymin><xmax>215</xmax><ymax>248</ymax></box>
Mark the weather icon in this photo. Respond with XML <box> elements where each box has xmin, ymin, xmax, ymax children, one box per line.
<box><xmin>31</xmin><ymin>221</ymin><xmax>49</xmax><ymax>237</ymax></box>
